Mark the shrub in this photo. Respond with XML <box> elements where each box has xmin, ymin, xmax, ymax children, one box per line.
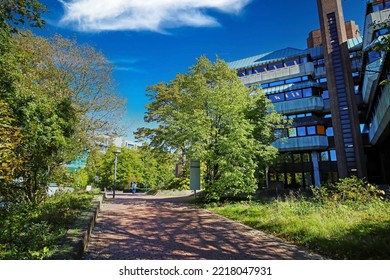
<box><xmin>0</xmin><ymin>191</ymin><xmax>94</xmax><ymax>259</ymax></box>
<box><xmin>312</xmin><ymin>176</ymin><xmax>385</xmax><ymax>204</ymax></box>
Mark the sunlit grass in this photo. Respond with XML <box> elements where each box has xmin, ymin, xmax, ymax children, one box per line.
<box><xmin>206</xmin><ymin>197</ymin><xmax>390</xmax><ymax>259</ymax></box>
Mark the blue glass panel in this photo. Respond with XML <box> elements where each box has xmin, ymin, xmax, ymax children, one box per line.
<box><xmin>330</xmin><ymin>150</ymin><xmax>337</xmax><ymax>161</ymax></box>
<box><xmin>326</xmin><ymin>127</ymin><xmax>334</xmax><ymax>136</ymax></box>
<box><xmin>307</xmin><ymin>126</ymin><xmax>316</xmax><ymax>135</ymax></box>
<box><xmin>297</xmin><ymin>127</ymin><xmax>306</xmax><ymax>136</ymax></box>
<box><xmin>269</xmin><ymin>93</ymin><xmax>284</xmax><ymax>102</ymax></box>
<box><xmin>303</xmin><ymin>88</ymin><xmax>313</xmax><ymax>97</ymax></box>
<box><xmin>285</xmin><ymin>77</ymin><xmax>301</xmax><ymax>83</ymax></box>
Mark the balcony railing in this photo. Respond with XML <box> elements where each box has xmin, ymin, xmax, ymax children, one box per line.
<box><xmin>363</xmin><ymin>8</ymin><xmax>390</xmax><ymax>50</ymax></box>
<box><xmin>369</xmin><ymin>83</ymin><xmax>390</xmax><ymax>144</ymax></box>
<box><xmin>239</xmin><ymin>62</ymin><xmax>314</xmax><ymax>86</ymax></box>
<box><xmin>362</xmin><ymin>58</ymin><xmax>382</xmax><ymax>103</ymax></box>
<box><xmin>272</xmin><ymin>135</ymin><xmax>329</xmax><ymax>152</ymax></box>
<box><xmin>272</xmin><ymin>96</ymin><xmax>324</xmax><ymax>115</ymax></box>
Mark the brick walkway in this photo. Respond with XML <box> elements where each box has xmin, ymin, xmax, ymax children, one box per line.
<box><xmin>84</xmin><ymin>193</ymin><xmax>323</xmax><ymax>260</ymax></box>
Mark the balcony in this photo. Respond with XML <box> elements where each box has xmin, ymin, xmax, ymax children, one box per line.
<box><xmin>369</xmin><ymin>83</ymin><xmax>390</xmax><ymax>145</ymax></box>
<box><xmin>363</xmin><ymin>8</ymin><xmax>390</xmax><ymax>50</ymax></box>
<box><xmin>239</xmin><ymin>62</ymin><xmax>314</xmax><ymax>86</ymax></box>
<box><xmin>272</xmin><ymin>135</ymin><xmax>329</xmax><ymax>152</ymax></box>
<box><xmin>272</xmin><ymin>96</ymin><xmax>324</xmax><ymax>115</ymax></box>
<box><xmin>362</xmin><ymin>58</ymin><xmax>383</xmax><ymax>103</ymax></box>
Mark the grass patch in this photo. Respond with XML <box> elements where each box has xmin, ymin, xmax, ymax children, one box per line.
<box><xmin>206</xmin><ymin>196</ymin><xmax>390</xmax><ymax>259</ymax></box>
<box><xmin>0</xmin><ymin>191</ymin><xmax>96</xmax><ymax>260</ymax></box>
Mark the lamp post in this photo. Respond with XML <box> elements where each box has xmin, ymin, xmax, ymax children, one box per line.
<box><xmin>113</xmin><ymin>150</ymin><xmax>120</xmax><ymax>199</ymax></box>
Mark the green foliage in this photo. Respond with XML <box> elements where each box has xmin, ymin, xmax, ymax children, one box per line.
<box><xmin>312</xmin><ymin>176</ymin><xmax>385</xmax><ymax>204</ymax></box>
<box><xmin>0</xmin><ymin>191</ymin><xmax>94</xmax><ymax>260</ymax></box>
<box><xmin>88</xmin><ymin>144</ymin><xmax>175</xmax><ymax>191</ymax></box>
<box><xmin>207</xmin><ymin>197</ymin><xmax>390</xmax><ymax>259</ymax></box>
<box><xmin>165</xmin><ymin>177</ymin><xmax>190</xmax><ymax>191</ymax></box>
<box><xmin>0</xmin><ymin>0</ymin><xmax>46</xmax><ymax>34</ymax></box>
<box><xmin>0</xmin><ymin>31</ymin><xmax>125</xmax><ymax>203</ymax></box>
<box><xmin>137</xmin><ymin>56</ymin><xmax>285</xmax><ymax>201</ymax></box>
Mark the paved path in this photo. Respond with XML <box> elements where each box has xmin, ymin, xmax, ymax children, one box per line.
<box><xmin>84</xmin><ymin>193</ymin><xmax>323</xmax><ymax>260</ymax></box>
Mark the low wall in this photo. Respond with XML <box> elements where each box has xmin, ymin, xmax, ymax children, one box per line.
<box><xmin>49</xmin><ymin>194</ymin><xmax>104</xmax><ymax>259</ymax></box>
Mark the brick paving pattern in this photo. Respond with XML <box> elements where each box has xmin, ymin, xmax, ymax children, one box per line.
<box><xmin>84</xmin><ymin>193</ymin><xmax>323</xmax><ymax>260</ymax></box>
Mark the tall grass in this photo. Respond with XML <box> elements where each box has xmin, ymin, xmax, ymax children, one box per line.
<box><xmin>207</xmin><ymin>195</ymin><xmax>390</xmax><ymax>259</ymax></box>
<box><xmin>0</xmin><ymin>191</ymin><xmax>95</xmax><ymax>259</ymax></box>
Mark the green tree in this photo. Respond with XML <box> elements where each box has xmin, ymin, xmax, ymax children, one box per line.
<box><xmin>116</xmin><ymin>147</ymin><xmax>144</xmax><ymax>189</ymax></box>
<box><xmin>97</xmin><ymin>144</ymin><xmax>118</xmax><ymax>190</ymax></box>
<box><xmin>137</xmin><ymin>56</ymin><xmax>284</xmax><ymax>200</ymax></box>
<box><xmin>84</xmin><ymin>147</ymin><xmax>104</xmax><ymax>187</ymax></box>
<box><xmin>0</xmin><ymin>0</ymin><xmax>46</xmax><ymax>34</ymax></box>
<box><xmin>0</xmin><ymin>31</ymin><xmax>125</xmax><ymax>203</ymax></box>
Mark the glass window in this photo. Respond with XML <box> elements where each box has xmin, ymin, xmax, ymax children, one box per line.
<box><xmin>297</xmin><ymin>127</ymin><xmax>306</xmax><ymax>136</ymax></box>
<box><xmin>372</xmin><ymin>3</ymin><xmax>384</xmax><ymax>13</ymax></box>
<box><xmin>317</xmin><ymin>125</ymin><xmax>326</xmax><ymax>135</ymax></box>
<box><xmin>269</xmin><ymin>93</ymin><xmax>284</xmax><ymax>103</ymax></box>
<box><xmin>268</xmin><ymin>63</ymin><xmax>277</xmax><ymax>70</ymax></box>
<box><xmin>285</xmin><ymin>77</ymin><xmax>302</xmax><ymax>83</ymax></box>
<box><xmin>288</xmin><ymin>114</ymin><xmax>296</xmax><ymax>119</ymax></box>
<box><xmin>302</xmin><ymin>153</ymin><xmax>311</xmax><ymax>162</ymax></box>
<box><xmin>278</xmin><ymin>173</ymin><xmax>285</xmax><ymax>183</ymax></box>
<box><xmin>297</xmin><ymin>114</ymin><xmax>305</xmax><ymax>118</ymax></box>
<box><xmin>354</xmin><ymin>85</ymin><xmax>359</xmax><ymax>94</ymax></box>
<box><xmin>275</xmin><ymin>62</ymin><xmax>283</xmax><ymax>69</ymax></box>
<box><xmin>326</xmin><ymin>127</ymin><xmax>334</xmax><ymax>136</ymax></box>
<box><xmin>261</xmin><ymin>83</ymin><xmax>269</xmax><ymax>89</ymax></box>
<box><xmin>322</xmin><ymin>90</ymin><xmax>329</xmax><ymax>99</ymax></box>
<box><xmin>304</xmin><ymin>172</ymin><xmax>312</xmax><ymax>187</ymax></box>
<box><xmin>245</xmin><ymin>69</ymin><xmax>253</xmax><ymax>75</ymax></box>
<box><xmin>301</xmin><ymin>76</ymin><xmax>309</xmax><ymax>81</ymax></box>
<box><xmin>318</xmin><ymin>77</ymin><xmax>327</xmax><ymax>83</ymax></box>
<box><xmin>330</xmin><ymin>150</ymin><xmax>337</xmax><ymax>161</ymax></box>
<box><xmin>386</xmin><ymin>1</ymin><xmax>390</xmax><ymax>10</ymax></box>
<box><xmin>274</xmin><ymin>129</ymin><xmax>283</xmax><ymax>138</ymax></box>
<box><xmin>321</xmin><ymin>151</ymin><xmax>329</xmax><ymax>161</ymax></box>
<box><xmin>306</xmin><ymin>113</ymin><xmax>313</xmax><ymax>117</ymax></box>
<box><xmin>295</xmin><ymin>173</ymin><xmax>303</xmax><ymax>187</ymax></box>
<box><xmin>368</xmin><ymin>51</ymin><xmax>381</xmax><ymax>63</ymax></box>
<box><xmin>253</xmin><ymin>66</ymin><xmax>266</xmax><ymax>73</ymax></box>
<box><xmin>269</xmin><ymin>173</ymin><xmax>277</xmax><ymax>182</ymax></box>
<box><xmin>237</xmin><ymin>71</ymin><xmax>245</xmax><ymax>77</ymax></box>
<box><xmin>288</xmin><ymin>127</ymin><xmax>297</xmax><ymax>137</ymax></box>
<box><xmin>293</xmin><ymin>153</ymin><xmax>301</xmax><ymax>163</ymax></box>
<box><xmin>324</xmin><ymin>114</ymin><xmax>332</xmax><ymax>118</ymax></box>
<box><xmin>269</xmin><ymin>80</ymin><xmax>285</xmax><ymax>87</ymax></box>
<box><xmin>302</xmin><ymin>88</ymin><xmax>313</xmax><ymax>97</ymax></box>
<box><xmin>285</xmin><ymin>90</ymin><xmax>302</xmax><ymax>100</ymax></box>
<box><xmin>307</xmin><ymin>126</ymin><xmax>316</xmax><ymax>135</ymax></box>
<box><xmin>300</xmin><ymin>56</ymin><xmax>308</xmax><ymax>63</ymax></box>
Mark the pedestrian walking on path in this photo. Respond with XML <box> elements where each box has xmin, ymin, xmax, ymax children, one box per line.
<box><xmin>84</xmin><ymin>193</ymin><xmax>323</xmax><ymax>260</ymax></box>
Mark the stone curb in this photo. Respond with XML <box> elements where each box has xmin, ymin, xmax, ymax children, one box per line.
<box><xmin>48</xmin><ymin>194</ymin><xmax>105</xmax><ymax>259</ymax></box>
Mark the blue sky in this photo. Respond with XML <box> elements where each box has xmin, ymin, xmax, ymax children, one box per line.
<box><xmin>35</xmin><ymin>0</ymin><xmax>367</xmax><ymax>141</ymax></box>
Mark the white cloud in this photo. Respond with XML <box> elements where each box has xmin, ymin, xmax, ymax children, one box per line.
<box><xmin>58</xmin><ymin>0</ymin><xmax>251</xmax><ymax>32</ymax></box>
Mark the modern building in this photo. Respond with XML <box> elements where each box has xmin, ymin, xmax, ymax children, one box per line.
<box><xmin>228</xmin><ymin>0</ymin><xmax>390</xmax><ymax>188</ymax></box>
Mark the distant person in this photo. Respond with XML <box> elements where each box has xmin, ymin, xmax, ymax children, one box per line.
<box><xmin>132</xmin><ymin>182</ymin><xmax>137</xmax><ymax>194</ymax></box>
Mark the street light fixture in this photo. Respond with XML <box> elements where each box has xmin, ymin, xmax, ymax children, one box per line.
<box><xmin>113</xmin><ymin>149</ymin><xmax>120</xmax><ymax>199</ymax></box>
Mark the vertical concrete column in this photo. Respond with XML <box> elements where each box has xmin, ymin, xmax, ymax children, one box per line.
<box><xmin>317</xmin><ymin>0</ymin><xmax>366</xmax><ymax>178</ymax></box>
<box><xmin>311</xmin><ymin>151</ymin><xmax>321</xmax><ymax>187</ymax></box>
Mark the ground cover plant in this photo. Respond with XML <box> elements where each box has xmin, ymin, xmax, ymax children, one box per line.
<box><xmin>206</xmin><ymin>177</ymin><xmax>390</xmax><ymax>259</ymax></box>
<box><xmin>0</xmin><ymin>191</ymin><xmax>95</xmax><ymax>259</ymax></box>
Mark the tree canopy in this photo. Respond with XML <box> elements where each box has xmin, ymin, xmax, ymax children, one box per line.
<box><xmin>137</xmin><ymin>56</ymin><xmax>286</xmax><ymax>200</ymax></box>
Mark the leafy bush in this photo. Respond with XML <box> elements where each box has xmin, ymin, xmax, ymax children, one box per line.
<box><xmin>0</xmin><ymin>191</ymin><xmax>94</xmax><ymax>259</ymax></box>
<box><xmin>164</xmin><ymin>177</ymin><xmax>190</xmax><ymax>190</ymax></box>
<box><xmin>312</xmin><ymin>176</ymin><xmax>385</xmax><ymax>204</ymax></box>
